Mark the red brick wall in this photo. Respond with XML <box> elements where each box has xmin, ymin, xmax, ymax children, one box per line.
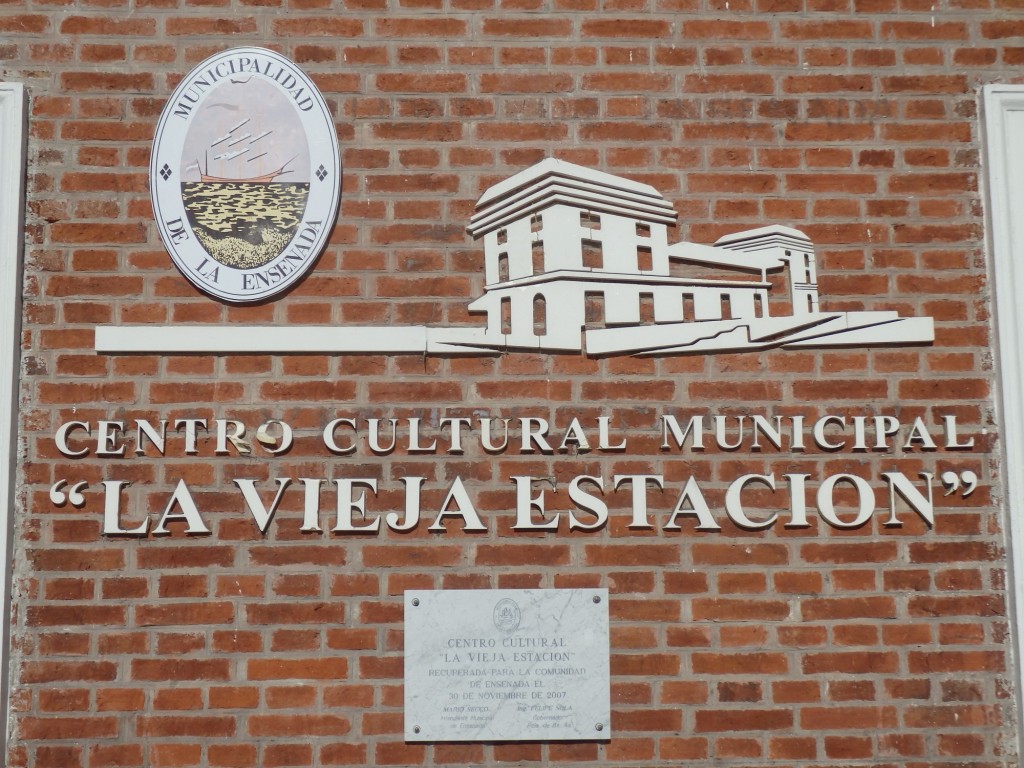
<box><xmin>4</xmin><ymin>4</ymin><xmax>1024</xmax><ymax>767</ymax></box>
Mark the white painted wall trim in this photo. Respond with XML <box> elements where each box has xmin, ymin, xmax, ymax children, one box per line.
<box><xmin>983</xmin><ymin>82</ymin><xmax>1024</xmax><ymax>749</ymax></box>
<box><xmin>0</xmin><ymin>82</ymin><xmax>26</xmax><ymax>753</ymax></box>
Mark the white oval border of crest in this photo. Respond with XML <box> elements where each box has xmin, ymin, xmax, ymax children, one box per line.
<box><xmin>150</xmin><ymin>47</ymin><xmax>341</xmax><ymax>304</ymax></box>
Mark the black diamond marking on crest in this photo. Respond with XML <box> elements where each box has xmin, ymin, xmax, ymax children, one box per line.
<box><xmin>159</xmin><ymin>163</ymin><xmax>172</xmax><ymax>181</ymax></box>
<box><xmin>316</xmin><ymin>164</ymin><xmax>328</xmax><ymax>182</ymax></box>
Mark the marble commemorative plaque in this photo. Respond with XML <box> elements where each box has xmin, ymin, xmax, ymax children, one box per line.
<box><xmin>404</xmin><ymin>588</ymin><xmax>610</xmax><ymax>742</ymax></box>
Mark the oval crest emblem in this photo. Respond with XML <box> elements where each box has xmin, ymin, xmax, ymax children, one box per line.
<box><xmin>150</xmin><ymin>47</ymin><xmax>340</xmax><ymax>303</ymax></box>
<box><xmin>493</xmin><ymin>598</ymin><xmax>521</xmax><ymax>634</ymax></box>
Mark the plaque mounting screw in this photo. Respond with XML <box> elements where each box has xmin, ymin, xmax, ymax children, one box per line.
<box><xmin>412</xmin><ymin>598</ymin><xmax>420</xmax><ymax>607</ymax></box>
<box><xmin>414</xmin><ymin>726</ymin><xmax>421</xmax><ymax>734</ymax></box>
<box><xmin>592</xmin><ymin>595</ymin><xmax>601</xmax><ymax>604</ymax></box>
<box><xmin>595</xmin><ymin>723</ymin><xmax>604</xmax><ymax>731</ymax></box>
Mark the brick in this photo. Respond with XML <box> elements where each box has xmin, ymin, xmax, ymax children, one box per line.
<box><xmin>693</xmin><ymin>543</ymin><xmax>789</xmax><ymax>565</ymax></box>
<box><xmin>581</xmin><ymin>122</ymin><xmax>674</xmax><ymax>141</ymax></box>
<box><xmin>692</xmin><ymin>598</ymin><xmax>790</xmax><ymax>622</ymax></box>
<box><xmin>782</xmin><ymin>20</ymin><xmax>873</xmax><ymax>38</ymax></box>
<box><xmin>982</xmin><ymin>20</ymin><xmax>1024</xmax><ymax>38</ymax></box>
<box><xmin>58</xmin><ymin>73</ymin><xmax>155</xmax><ymax>92</ymax></box>
<box><xmin>247</xmin><ymin>658</ymin><xmax>349</xmax><ymax>681</ymax></box>
<box><xmin>137</xmin><ymin>547</ymin><xmax>236</xmax><ymax>569</ymax></box>
<box><xmin>909</xmin><ymin>541</ymin><xmax>1001</xmax><ymax>563</ymax></box>
<box><xmin>882</xmin><ymin>21</ymin><xmax>968</xmax><ymax>40</ymax></box>
<box><xmin>136</xmin><ymin>715</ymin><xmax>236</xmax><ymax>737</ymax></box>
<box><xmin>49</xmin><ymin>223</ymin><xmax>147</xmax><ymax>245</ymax></box>
<box><xmin>582</xmin><ymin>19</ymin><xmax>671</xmax><ymax>36</ymax></box>
<box><xmin>375</xmin><ymin>18</ymin><xmax>466</xmax><ymax>37</ymax></box>
<box><xmin>166</xmin><ymin>17</ymin><xmax>259</xmax><ymax>35</ymax></box>
<box><xmin>249</xmin><ymin>714</ymin><xmax>351</xmax><ymax>737</ymax></box>
<box><xmin>582</xmin><ymin>73</ymin><xmax>673</xmax><ymax>92</ymax></box>
<box><xmin>246</xmin><ymin>602</ymin><xmax>344</xmax><ymax>625</ymax></box>
<box><xmin>271</xmin><ymin>18</ymin><xmax>363</xmax><ymax>36</ymax></box>
<box><xmin>689</xmin><ymin>381</ymin><xmax>783</xmax><ymax>400</ymax></box>
<box><xmin>371</xmin><ymin>122</ymin><xmax>464</xmax><ymax>143</ymax></box>
<box><xmin>612</xmin><ymin>708</ymin><xmax>682</xmax><ymax>731</ymax></box>
<box><xmin>59</xmin><ymin>16</ymin><xmax>156</xmax><ymax>35</ymax></box>
<box><xmin>483</xmin><ymin>18</ymin><xmax>573</xmax><ymax>37</ymax></box>
<box><xmin>786</xmin><ymin>173</ymin><xmax>876</xmax><ymax>193</ymax></box>
<box><xmin>802</xmin><ymin>705</ymin><xmax>897</xmax><ymax>729</ymax></box>
<box><xmin>695</xmin><ymin>708</ymin><xmax>793</xmax><ymax>732</ymax></box>
<box><xmin>689</xmin><ymin>173</ymin><xmax>777</xmax><ymax>193</ymax></box>
<box><xmin>26</xmin><ymin>605</ymin><xmax>125</xmax><ymax>626</ymax></box>
<box><xmin>21</xmin><ymin>662</ymin><xmax>117</xmax><ymax>684</ymax></box>
<box><xmin>792</xmin><ymin>377</ymin><xmax>890</xmax><ymax>400</ymax></box>
<box><xmin>376</xmin><ymin>74</ymin><xmax>467</xmax><ymax>93</ymax></box>
<box><xmin>89</xmin><ymin>744</ymin><xmax>144</xmax><ymax>767</ymax></box>
<box><xmin>883</xmin><ymin>122</ymin><xmax>972</xmax><ymax>142</ymax></box>
<box><xmin>683</xmin><ymin>20</ymin><xmax>771</xmax><ymax>39</ymax></box>
<box><xmin>803</xmin><ymin>651</ymin><xmax>900</xmax><ymax>674</ymax></box>
<box><xmin>480</xmin><ymin>73</ymin><xmax>574</xmax><ymax>94</ymax></box>
<box><xmin>904</xmin><ymin>704</ymin><xmax>999</xmax><ymax>728</ymax></box>
<box><xmin>684</xmin><ymin>74</ymin><xmax>775</xmax><ymax>94</ymax></box>
<box><xmin>249</xmin><ymin>546</ymin><xmax>347</xmax><ymax>567</ymax></box>
<box><xmin>319</xmin><ymin>742</ymin><xmax>366</xmax><ymax>765</ymax></box>
<box><xmin>0</xmin><ymin>15</ymin><xmax>50</xmax><ymax>33</ymax></box>
<box><xmin>475</xmin><ymin>544</ymin><xmax>570</xmax><ymax>565</ymax></box>
<box><xmin>882</xmin><ymin>75</ymin><xmax>970</xmax><ymax>95</ymax></box>
<box><xmin>692</xmin><ymin>652</ymin><xmax>788</xmax><ymax>674</ymax></box>
<box><xmin>784</xmin><ymin>74</ymin><xmax>872</xmax><ymax>93</ymax></box>
<box><xmin>132</xmin><ymin>659</ymin><xmax>230</xmax><ymax>681</ymax></box>
<box><xmin>659</xmin><ymin>737</ymin><xmax>708</xmax><ymax>760</ymax></box>
<box><xmin>611</xmin><ymin>653</ymin><xmax>681</xmax><ymax>676</ymax></box>
<box><xmin>908</xmin><ymin>651</ymin><xmax>1006</xmax><ymax>673</ymax></box>
<box><xmin>19</xmin><ymin>717</ymin><xmax>118</xmax><ymax>740</ymax></box>
<box><xmin>584</xmin><ymin>544</ymin><xmax>680</xmax><ymax>567</ymax></box>
<box><xmin>801</xmin><ymin>596</ymin><xmax>898</xmax><ymax>620</ymax></box>
<box><xmin>27</xmin><ymin>548</ymin><xmax>124</xmax><ymax>572</ymax></box>
<box><xmin>136</xmin><ymin>602</ymin><xmax>234</xmax><ymax>626</ymax></box>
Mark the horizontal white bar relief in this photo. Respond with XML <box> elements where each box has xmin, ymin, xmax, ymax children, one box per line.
<box><xmin>94</xmin><ymin>325</ymin><xmax>499</xmax><ymax>355</ymax></box>
<box><xmin>95</xmin><ymin>325</ymin><xmax>428</xmax><ymax>354</ymax></box>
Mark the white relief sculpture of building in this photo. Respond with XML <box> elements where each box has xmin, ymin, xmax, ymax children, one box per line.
<box><xmin>448</xmin><ymin>158</ymin><xmax>932</xmax><ymax>356</ymax></box>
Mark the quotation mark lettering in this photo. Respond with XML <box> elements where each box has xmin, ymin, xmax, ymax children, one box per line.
<box><xmin>940</xmin><ymin>470</ymin><xmax>978</xmax><ymax>498</ymax></box>
<box><xmin>50</xmin><ymin>480</ymin><xmax>88</xmax><ymax>508</ymax></box>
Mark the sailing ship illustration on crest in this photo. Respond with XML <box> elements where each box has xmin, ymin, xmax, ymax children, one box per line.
<box><xmin>178</xmin><ymin>81</ymin><xmax>311</xmax><ymax>271</ymax></box>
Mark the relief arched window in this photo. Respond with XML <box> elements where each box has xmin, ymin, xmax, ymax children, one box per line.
<box><xmin>533</xmin><ymin>294</ymin><xmax>547</xmax><ymax>337</ymax></box>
